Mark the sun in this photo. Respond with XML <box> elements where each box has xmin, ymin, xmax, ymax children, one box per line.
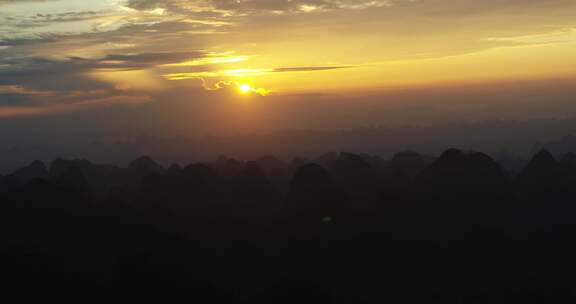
<box><xmin>236</xmin><ymin>83</ymin><xmax>271</xmax><ymax>96</ymax></box>
<box><xmin>238</xmin><ymin>83</ymin><xmax>252</xmax><ymax>94</ymax></box>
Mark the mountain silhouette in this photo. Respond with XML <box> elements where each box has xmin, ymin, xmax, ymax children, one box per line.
<box><xmin>516</xmin><ymin>149</ymin><xmax>572</xmax><ymax>203</ymax></box>
<box><xmin>0</xmin><ymin>174</ymin><xmax>21</xmax><ymax>193</ymax></box>
<box><xmin>230</xmin><ymin>161</ymin><xmax>281</xmax><ymax>210</ymax></box>
<box><xmin>215</xmin><ymin>156</ymin><xmax>243</xmax><ymax>177</ymax></box>
<box><xmin>166</xmin><ymin>163</ymin><xmax>182</xmax><ymax>175</ymax></box>
<box><xmin>12</xmin><ymin>160</ymin><xmax>48</xmax><ymax>183</ymax></box>
<box><xmin>389</xmin><ymin>151</ymin><xmax>430</xmax><ymax>178</ymax></box>
<box><xmin>330</xmin><ymin>152</ymin><xmax>380</xmax><ymax>208</ymax></box>
<box><xmin>415</xmin><ymin>148</ymin><xmax>510</xmax><ymax>207</ymax></box>
<box><xmin>3</xmin><ymin>147</ymin><xmax>576</xmax><ymax>302</ymax></box>
<box><xmin>49</xmin><ymin>158</ymin><xmax>115</xmax><ymax>193</ymax></box>
<box><xmin>128</xmin><ymin>156</ymin><xmax>164</xmax><ymax>174</ymax></box>
<box><xmin>54</xmin><ymin>166</ymin><xmax>91</xmax><ymax>194</ymax></box>
<box><xmin>287</xmin><ymin>163</ymin><xmax>348</xmax><ymax>217</ymax></box>
<box><xmin>560</xmin><ymin>152</ymin><xmax>576</xmax><ymax>168</ymax></box>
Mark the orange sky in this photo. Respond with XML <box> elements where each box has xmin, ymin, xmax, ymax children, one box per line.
<box><xmin>1</xmin><ymin>0</ymin><xmax>576</xmax><ymax>138</ymax></box>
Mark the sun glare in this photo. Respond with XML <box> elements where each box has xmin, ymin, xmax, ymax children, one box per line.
<box><xmin>239</xmin><ymin>84</ymin><xmax>253</xmax><ymax>93</ymax></box>
<box><xmin>236</xmin><ymin>83</ymin><xmax>271</xmax><ymax>96</ymax></box>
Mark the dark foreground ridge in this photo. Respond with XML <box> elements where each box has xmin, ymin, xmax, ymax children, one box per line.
<box><xmin>3</xmin><ymin>148</ymin><xmax>576</xmax><ymax>303</ymax></box>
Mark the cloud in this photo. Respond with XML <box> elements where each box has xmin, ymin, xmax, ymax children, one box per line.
<box><xmin>122</xmin><ymin>0</ymin><xmax>576</xmax><ymax>18</ymax></box>
<box><xmin>0</xmin><ymin>94</ymin><xmax>151</xmax><ymax>118</ymax></box>
<box><xmin>163</xmin><ymin>65</ymin><xmax>356</xmax><ymax>81</ymax></box>
<box><xmin>0</xmin><ymin>37</ymin><xmax>58</xmax><ymax>47</ymax></box>
<box><xmin>485</xmin><ymin>28</ymin><xmax>576</xmax><ymax>45</ymax></box>
<box><xmin>0</xmin><ymin>77</ymin><xmax>151</xmax><ymax>118</ymax></box>
<box><xmin>208</xmin><ymin>0</ymin><xmax>394</xmax><ymax>12</ymax></box>
<box><xmin>125</xmin><ymin>0</ymin><xmax>395</xmax><ymax>16</ymax></box>
<box><xmin>272</xmin><ymin>66</ymin><xmax>354</xmax><ymax>72</ymax></box>
<box><xmin>0</xmin><ymin>10</ymin><xmax>106</xmax><ymax>28</ymax></box>
<box><xmin>0</xmin><ymin>50</ymin><xmax>172</xmax><ymax>111</ymax></box>
<box><xmin>192</xmin><ymin>80</ymin><xmax>270</xmax><ymax>96</ymax></box>
<box><xmin>0</xmin><ymin>57</ymin><xmax>109</xmax><ymax>92</ymax></box>
<box><xmin>1</xmin><ymin>0</ymin><xmax>576</xmax><ymax>121</ymax></box>
<box><xmin>0</xmin><ymin>49</ymin><xmax>207</xmax><ymax>89</ymax></box>
<box><xmin>0</xmin><ymin>0</ymin><xmax>53</xmax><ymax>4</ymax></box>
<box><xmin>101</xmin><ymin>51</ymin><xmax>206</xmax><ymax>66</ymax></box>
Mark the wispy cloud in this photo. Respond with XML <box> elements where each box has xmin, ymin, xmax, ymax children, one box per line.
<box><xmin>0</xmin><ymin>93</ymin><xmax>150</xmax><ymax>118</ymax></box>
<box><xmin>485</xmin><ymin>28</ymin><xmax>576</xmax><ymax>45</ymax></box>
<box><xmin>125</xmin><ymin>0</ymin><xmax>395</xmax><ymax>15</ymax></box>
<box><xmin>272</xmin><ymin>66</ymin><xmax>354</xmax><ymax>72</ymax></box>
<box><xmin>163</xmin><ymin>65</ymin><xmax>356</xmax><ymax>80</ymax></box>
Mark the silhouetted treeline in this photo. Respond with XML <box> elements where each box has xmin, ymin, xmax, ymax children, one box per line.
<box><xmin>3</xmin><ymin>148</ymin><xmax>576</xmax><ymax>303</ymax></box>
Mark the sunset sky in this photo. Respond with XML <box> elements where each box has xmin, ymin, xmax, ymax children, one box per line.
<box><xmin>1</xmin><ymin>0</ymin><xmax>576</xmax><ymax>145</ymax></box>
